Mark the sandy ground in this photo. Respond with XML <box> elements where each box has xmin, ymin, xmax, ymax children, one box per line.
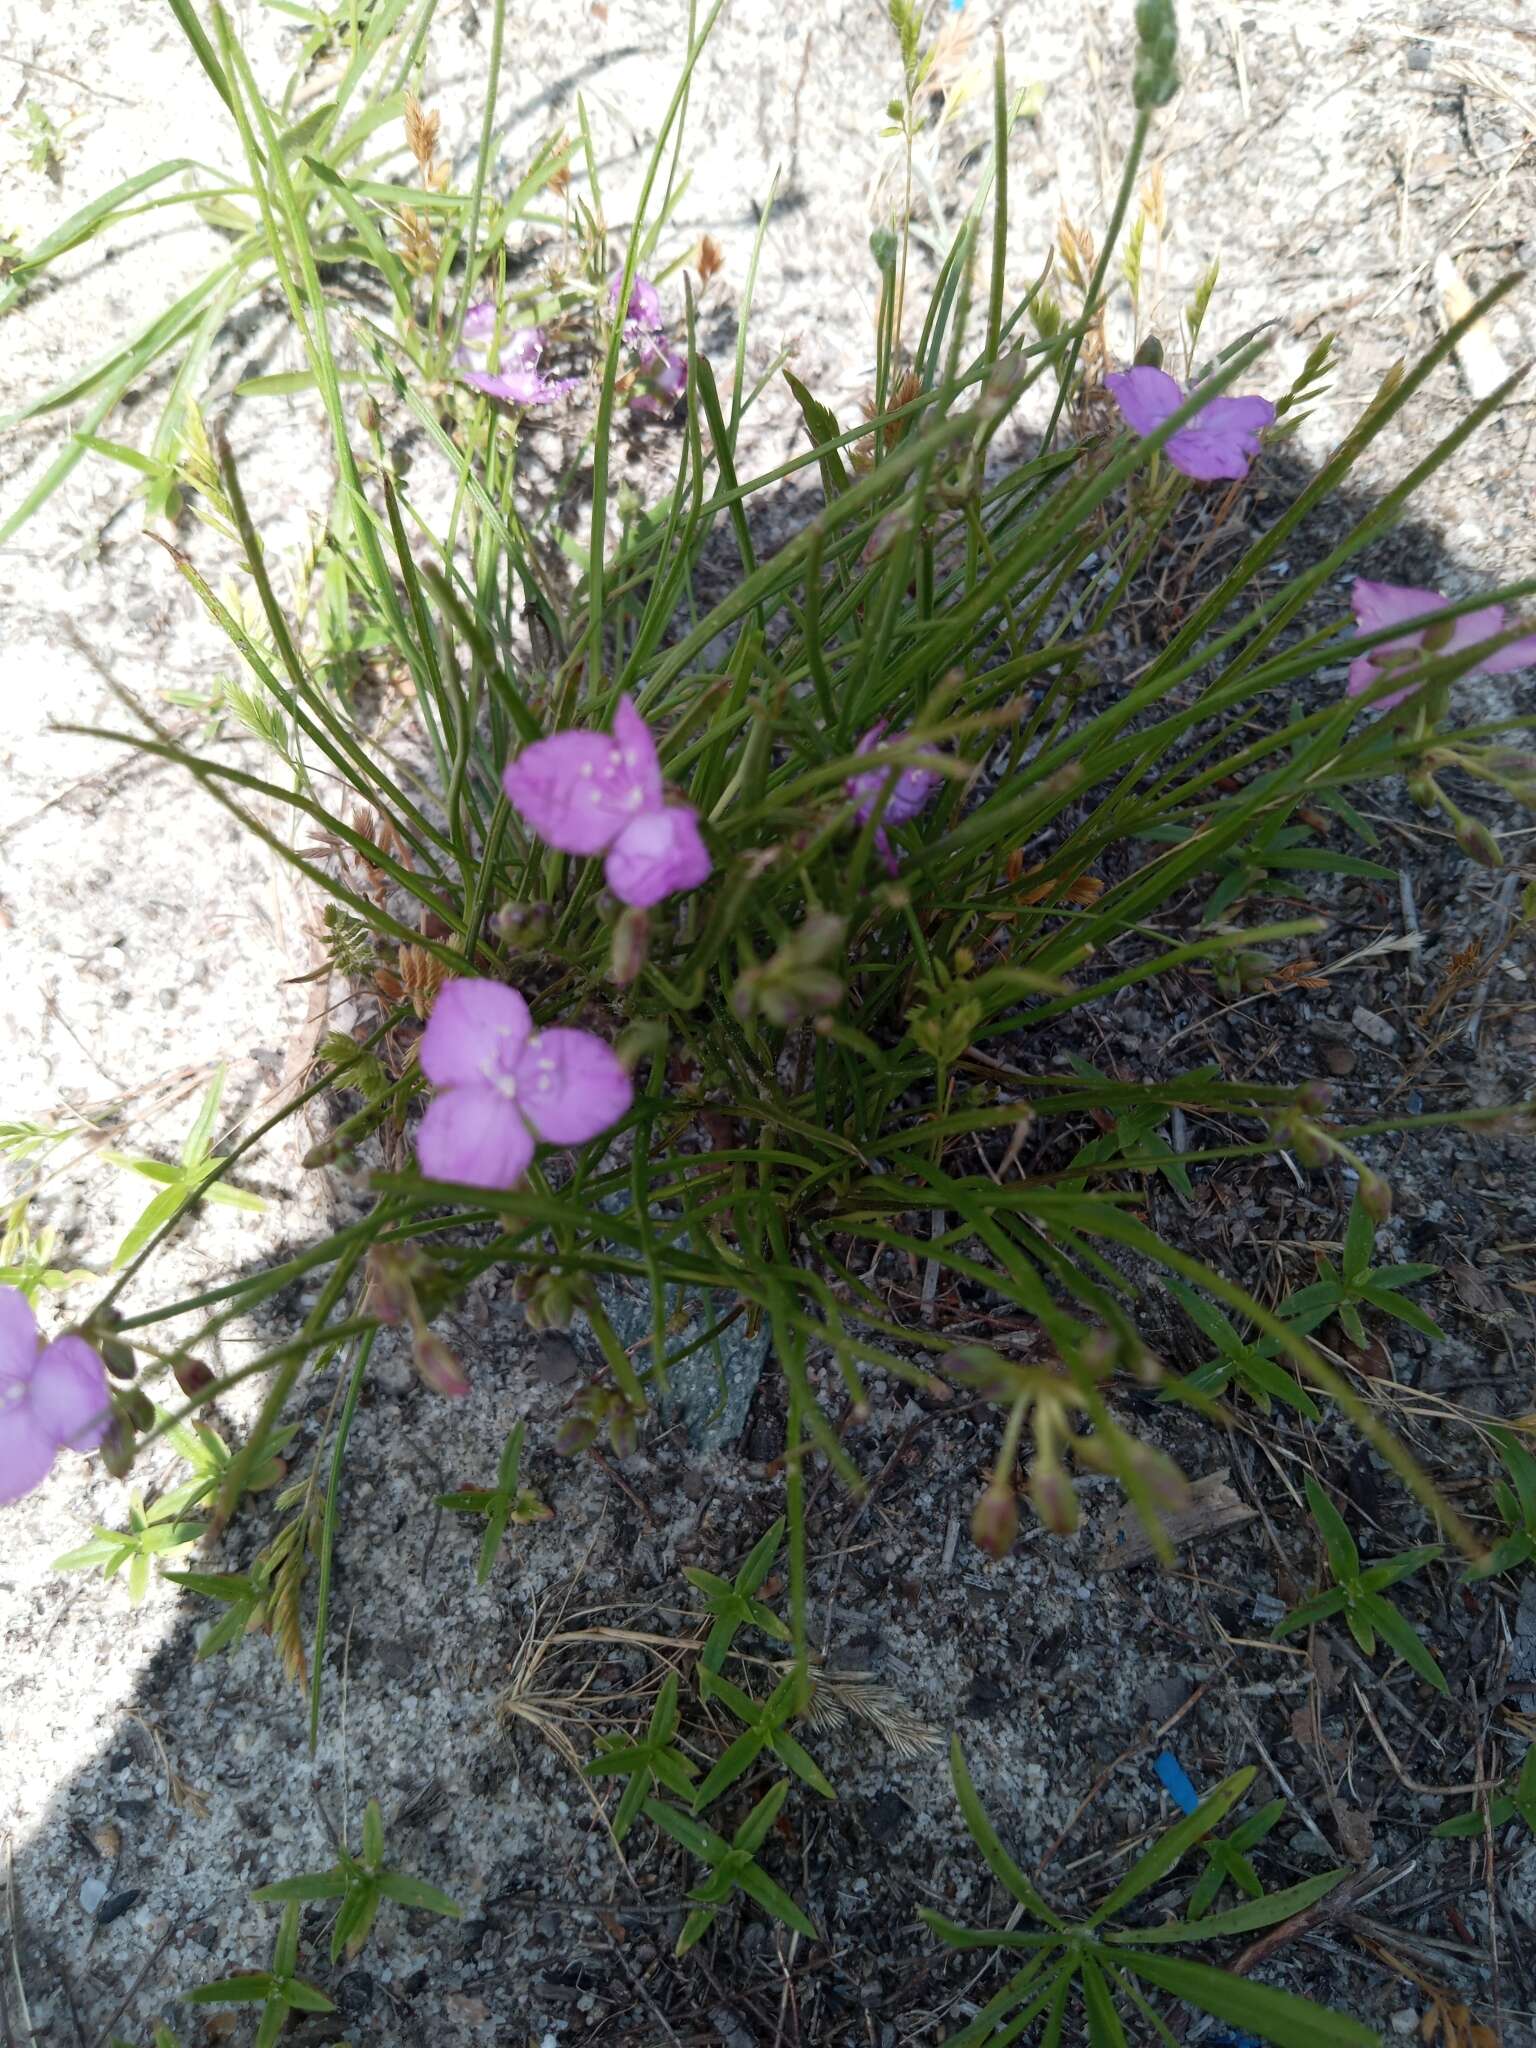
<box><xmin>3</xmin><ymin>0</ymin><xmax>1536</xmax><ymax>2041</ymax></box>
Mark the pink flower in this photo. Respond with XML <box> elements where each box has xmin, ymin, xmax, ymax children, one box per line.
<box><xmin>611</xmin><ymin>271</ymin><xmax>664</xmax><ymax>345</ymax></box>
<box><xmin>1104</xmin><ymin>364</ymin><xmax>1275</xmax><ymax>482</ymax></box>
<box><xmin>1346</xmin><ymin>578</ymin><xmax>1536</xmax><ymax>709</ymax></box>
<box><xmin>502</xmin><ymin>695</ymin><xmax>711</xmax><ymax>907</ymax></box>
<box><xmin>609</xmin><ymin>271</ymin><xmax>687</xmax><ymax>417</ymax></box>
<box><xmin>629</xmin><ymin>340</ymin><xmax>688</xmax><ymax>418</ymax></box>
<box><xmin>456</xmin><ymin>303</ymin><xmax>578</xmax><ymax>406</ymax></box>
<box><xmin>0</xmin><ymin>1286</ymin><xmax>111</xmax><ymax>1505</ymax></box>
<box><xmin>847</xmin><ymin>723</ymin><xmax>943</xmax><ymax>874</ymax></box>
<box><xmin>415</xmin><ymin>980</ymin><xmax>633</xmax><ymax>1191</ymax></box>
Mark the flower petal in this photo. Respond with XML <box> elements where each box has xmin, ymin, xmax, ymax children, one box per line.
<box><xmin>628</xmin><ymin>342</ymin><xmax>688</xmax><ymax>417</ymax></box>
<box><xmin>612</xmin><ymin>271</ymin><xmax>664</xmax><ymax>333</ymax></box>
<box><xmin>0</xmin><ymin>1400</ymin><xmax>55</xmax><ymax>1504</ymax></box>
<box><xmin>420</xmin><ymin>979</ymin><xmax>531</xmax><ymax>1088</ymax></box>
<box><xmin>604</xmin><ymin>806</ymin><xmax>712</xmax><ymax>906</ymax></box>
<box><xmin>456</xmin><ymin>327</ymin><xmax>576</xmax><ymax>405</ymax></box>
<box><xmin>1105</xmin><ymin>365</ymin><xmax>1183</xmax><ymax>436</ymax></box>
<box><xmin>30</xmin><ymin>1335</ymin><xmax>111</xmax><ymax>1452</ymax></box>
<box><xmin>1483</xmin><ymin>627</ymin><xmax>1536</xmax><ymax>675</ymax></box>
<box><xmin>504</xmin><ymin>729</ymin><xmax>656</xmax><ymax>856</ymax></box>
<box><xmin>1345</xmin><ymin>650</ymin><xmax>1423</xmax><ymax>708</ymax></box>
<box><xmin>515</xmin><ymin>1028</ymin><xmax>633</xmax><ymax>1146</ymax></box>
<box><xmin>1350</xmin><ymin>578</ymin><xmax>1446</xmax><ymax>634</ymax></box>
<box><xmin>460</xmin><ymin>300</ymin><xmax>499</xmax><ymax>344</ymax></box>
<box><xmin>611</xmin><ymin>696</ymin><xmax>664</xmax><ymax>809</ymax></box>
<box><xmin>1164</xmin><ymin>395</ymin><xmax>1275</xmax><ymax>481</ymax></box>
<box><xmin>416</xmin><ymin>1084</ymin><xmax>535</xmax><ymax>1190</ymax></box>
<box><xmin>847</xmin><ymin>725</ymin><xmax>942</xmax><ymax>827</ymax></box>
<box><xmin>0</xmin><ymin>1285</ymin><xmax>39</xmax><ymax>1385</ymax></box>
<box><xmin>1442</xmin><ymin>604</ymin><xmax>1507</xmax><ymax>659</ymax></box>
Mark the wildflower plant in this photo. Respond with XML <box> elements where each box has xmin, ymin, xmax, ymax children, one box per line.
<box><xmin>927</xmin><ymin>1739</ymin><xmax>1368</xmax><ymax>2048</ymax></box>
<box><xmin>7</xmin><ymin>0</ymin><xmax>1536</xmax><ymax>2027</ymax></box>
<box><xmin>1273</xmin><ymin>1474</ymin><xmax>1448</xmax><ymax>1696</ymax></box>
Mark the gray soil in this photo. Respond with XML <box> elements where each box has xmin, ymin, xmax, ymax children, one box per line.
<box><xmin>3</xmin><ymin>1</ymin><xmax>1535</xmax><ymax>2043</ymax></box>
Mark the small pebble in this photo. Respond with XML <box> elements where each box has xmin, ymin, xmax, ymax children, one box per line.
<box><xmin>79</xmin><ymin>1877</ymin><xmax>108</xmax><ymax>1915</ymax></box>
<box><xmin>1351</xmin><ymin>1004</ymin><xmax>1397</xmax><ymax>1049</ymax></box>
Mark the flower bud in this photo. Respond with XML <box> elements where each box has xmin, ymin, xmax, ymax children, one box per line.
<box><xmin>1134</xmin><ymin>333</ymin><xmax>1164</xmax><ymax>369</ymax></box>
<box><xmin>101</xmin><ymin>1338</ymin><xmax>138</xmax><ymax>1382</ymax></box>
<box><xmin>1406</xmin><ymin>774</ymin><xmax>1438</xmax><ymax>813</ymax></box>
<box><xmin>411</xmin><ymin>1326</ymin><xmax>471</xmax><ymax>1398</ymax></box>
<box><xmin>1127</xmin><ymin>1442</ymin><xmax>1190</xmax><ymax>1514</ymax></box>
<box><xmin>491</xmin><ymin>900</ymin><xmax>552</xmax><ymax>949</ymax></box>
<box><xmin>971</xmin><ymin>1481</ymin><xmax>1019</xmax><ymax>1558</ymax></box>
<box><xmin>554</xmin><ymin>1409</ymin><xmax>601</xmax><ymax>1458</ymax></box>
<box><xmin>1357</xmin><ymin>1168</ymin><xmax>1392</xmax><ymax>1224</ymax></box>
<box><xmin>1129</xmin><ymin>1344</ymin><xmax>1164</xmax><ymax>1387</ymax></box>
<box><xmin>1295</xmin><ymin>1080</ymin><xmax>1332</xmax><ymax>1115</ymax></box>
<box><xmin>1132</xmin><ymin>0</ymin><xmax>1180</xmax><ymax>109</ymax></box>
<box><xmin>609</xmin><ymin>905</ymin><xmax>650</xmax><ymax>986</ymax></box>
<box><xmin>100</xmin><ymin>1414</ymin><xmax>137</xmax><ymax>1480</ymax></box>
<box><xmin>366</xmin><ymin>1243</ymin><xmax>423</xmax><ymax>1325</ymax></box>
<box><xmin>521</xmin><ymin>1269</ymin><xmax>591</xmax><ymax>1333</ymax></box>
<box><xmin>615</xmin><ymin>1017</ymin><xmax>669</xmax><ymax>1071</ymax></box>
<box><xmin>1079</xmin><ymin>1328</ymin><xmax>1117</xmax><ymax>1375</ymax></box>
<box><xmin>123</xmin><ymin>1388</ymin><xmax>155</xmax><ymax>1433</ymax></box>
<box><xmin>173</xmin><ymin>1356</ymin><xmax>216</xmax><ymax>1399</ymax></box>
<box><xmin>607</xmin><ymin>1404</ymin><xmax>639</xmax><ymax>1461</ymax></box>
<box><xmin>942</xmin><ymin>1346</ymin><xmax>1020</xmax><ymax>1401</ymax></box>
<box><xmin>1027</xmin><ymin>1458</ymin><xmax>1080</xmax><ymax>1535</ymax></box>
<box><xmin>1455</xmin><ymin>814</ymin><xmax>1503</xmax><ymax>868</ymax></box>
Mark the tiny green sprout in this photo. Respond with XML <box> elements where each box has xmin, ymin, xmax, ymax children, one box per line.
<box><xmin>683</xmin><ymin>1515</ymin><xmax>791</xmax><ymax>1673</ymax></box>
<box><xmin>926</xmin><ymin>1739</ymin><xmax>1368</xmax><ymax>2048</ymax></box>
<box><xmin>1269</xmin><ymin>1184</ymin><xmax>1442</xmax><ymax>1351</ymax></box>
<box><xmin>183</xmin><ymin>1901</ymin><xmax>334</xmax><ymax>2048</ymax></box>
<box><xmin>1186</xmin><ymin>1796</ymin><xmax>1286</xmax><ymax>1917</ymax></box>
<box><xmin>435</xmin><ymin>1421</ymin><xmax>553</xmax><ymax>1584</ymax></box>
<box><xmin>102</xmin><ymin>1065</ymin><xmax>266</xmax><ymax>1271</ymax></box>
<box><xmin>0</xmin><ymin>1194</ymin><xmax>95</xmax><ymax>1297</ymax></box>
<box><xmin>1434</xmin><ymin>1740</ymin><xmax>1536</xmax><ymax>1841</ymax></box>
<box><xmin>646</xmin><ymin>1777</ymin><xmax>817</xmax><ymax>1958</ymax></box>
<box><xmin>1463</xmin><ymin>1426</ymin><xmax>1536</xmax><ymax>1581</ymax></box>
<box><xmin>53</xmin><ymin>1491</ymin><xmax>205</xmax><ymax>1605</ymax></box>
<box><xmin>1273</xmin><ymin>1474</ymin><xmax>1447</xmax><ymax>1695</ymax></box>
<box><xmin>21</xmin><ymin>101</ymin><xmax>67</xmax><ymax>177</ymax></box>
<box><xmin>251</xmin><ymin>1796</ymin><xmax>461</xmax><ymax>1964</ymax></box>
<box><xmin>587</xmin><ymin>1670</ymin><xmax>698</xmax><ymax>1843</ymax></box>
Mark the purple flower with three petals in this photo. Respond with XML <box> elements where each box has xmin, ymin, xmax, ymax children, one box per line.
<box><xmin>502</xmin><ymin>695</ymin><xmax>711</xmax><ymax>907</ymax></box>
<box><xmin>1104</xmin><ymin>364</ymin><xmax>1275</xmax><ymax>482</ymax></box>
<box><xmin>847</xmin><ymin>723</ymin><xmax>944</xmax><ymax>874</ymax></box>
<box><xmin>0</xmin><ymin>1286</ymin><xmax>111</xmax><ymax>1505</ymax></box>
<box><xmin>1346</xmin><ymin>578</ymin><xmax>1536</xmax><ymax>710</ymax></box>
<box><xmin>415</xmin><ymin>980</ymin><xmax>633</xmax><ymax>1191</ymax></box>
<box><xmin>456</xmin><ymin>302</ymin><xmax>579</xmax><ymax>406</ymax></box>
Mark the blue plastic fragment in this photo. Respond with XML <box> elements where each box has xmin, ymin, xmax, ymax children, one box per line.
<box><xmin>1154</xmin><ymin>1749</ymin><xmax>1199</xmax><ymax>1816</ymax></box>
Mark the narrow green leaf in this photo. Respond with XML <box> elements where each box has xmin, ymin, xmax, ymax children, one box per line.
<box><xmin>1123</xmin><ymin>1951</ymin><xmax>1379</xmax><ymax>2047</ymax></box>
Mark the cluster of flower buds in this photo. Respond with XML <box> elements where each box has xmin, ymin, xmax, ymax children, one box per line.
<box><xmin>513</xmin><ymin>1266</ymin><xmax>595</xmax><ymax>1334</ymax></box>
<box><xmin>554</xmin><ymin>1380</ymin><xmax>640</xmax><ymax>1461</ymax></box>
<box><xmin>731</xmin><ymin>912</ymin><xmax>847</xmax><ymax>1029</ymax></box>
